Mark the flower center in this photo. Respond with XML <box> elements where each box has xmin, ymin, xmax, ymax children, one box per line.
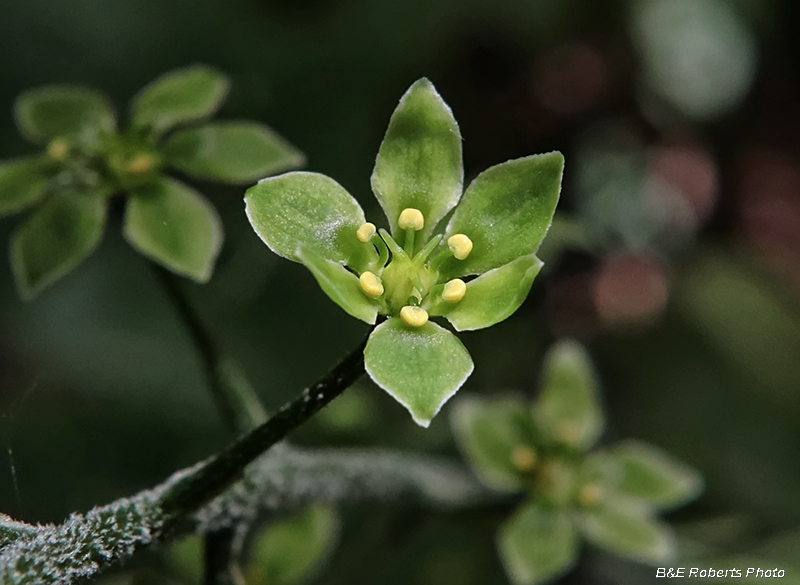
<box><xmin>355</xmin><ymin>208</ymin><xmax>473</xmax><ymax>326</ymax></box>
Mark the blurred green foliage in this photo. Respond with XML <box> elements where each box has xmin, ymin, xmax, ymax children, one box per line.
<box><xmin>1</xmin><ymin>0</ymin><xmax>799</xmax><ymax>583</ymax></box>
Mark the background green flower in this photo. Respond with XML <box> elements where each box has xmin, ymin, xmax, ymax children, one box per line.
<box><xmin>0</xmin><ymin>65</ymin><xmax>304</xmax><ymax>299</ymax></box>
<box><xmin>452</xmin><ymin>340</ymin><xmax>703</xmax><ymax>584</ymax></box>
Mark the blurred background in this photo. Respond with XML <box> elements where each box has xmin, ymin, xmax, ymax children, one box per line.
<box><xmin>1</xmin><ymin>0</ymin><xmax>800</xmax><ymax>582</ymax></box>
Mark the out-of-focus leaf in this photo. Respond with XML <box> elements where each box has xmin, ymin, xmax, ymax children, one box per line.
<box><xmin>14</xmin><ymin>86</ymin><xmax>115</xmax><ymax>143</ymax></box>
<box><xmin>124</xmin><ymin>177</ymin><xmax>223</xmax><ymax>282</ymax></box>
<box><xmin>163</xmin><ymin>121</ymin><xmax>304</xmax><ymax>184</ymax></box>
<box><xmin>130</xmin><ymin>65</ymin><xmax>229</xmax><ymax>136</ymax></box>
<box><xmin>497</xmin><ymin>503</ymin><xmax>578</xmax><ymax>585</ymax></box>
<box><xmin>450</xmin><ymin>395</ymin><xmax>536</xmax><ymax>492</ymax></box>
<box><xmin>0</xmin><ymin>157</ymin><xmax>52</xmax><ymax>216</ymax></box>
<box><xmin>247</xmin><ymin>505</ymin><xmax>339</xmax><ymax>585</ymax></box>
<box><xmin>11</xmin><ymin>187</ymin><xmax>108</xmax><ymax>300</ymax></box>
<box><xmin>533</xmin><ymin>340</ymin><xmax>604</xmax><ymax>451</ymax></box>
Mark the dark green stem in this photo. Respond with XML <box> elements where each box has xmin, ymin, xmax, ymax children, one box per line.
<box><xmin>152</xmin><ymin>266</ymin><xmax>267</xmax><ymax>433</ymax></box>
<box><xmin>204</xmin><ymin>526</ymin><xmax>246</xmax><ymax>585</ymax></box>
<box><xmin>159</xmin><ymin>337</ymin><xmax>367</xmax><ymax>532</ymax></box>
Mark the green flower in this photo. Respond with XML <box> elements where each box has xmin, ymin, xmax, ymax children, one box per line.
<box><xmin>451</xmin><ymin>340</ymin><xmax>704</xmax><ymax>584</ymax></box>
<box><xmin>0</xmin><ymin>65</ymin><xmax>303</xmax><ymax>299</ymax></box>
<box><xmin>245</xmin><ymin>79</ymin><xmax>563</xmax><ymax>426</ymax></box>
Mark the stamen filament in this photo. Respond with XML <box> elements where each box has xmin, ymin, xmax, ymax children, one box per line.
<box><xmin>404</xmin><ymin>227</ymin><xmax>415</xmax><ymax>257</ymax></box>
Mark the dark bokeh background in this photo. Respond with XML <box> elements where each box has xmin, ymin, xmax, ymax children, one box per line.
<box><xmin>2</xmin><ymin>0</ymin><xmax>800</xmax><ymax>583</ymax></box>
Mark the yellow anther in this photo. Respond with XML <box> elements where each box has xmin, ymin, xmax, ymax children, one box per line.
<box><xmin>511</xmin><ymin>446</ymin><xmax>537</xmax><ymax>472</ymax></box>
<box><xmin>400</xmin><ymin>305</ymin><xmax>428</xmax><ymax>327</ymax></box>
<box><xmin>398</xmin><ymin>208</ymin><xmax>424</xmax><ymax>231</ymax></box>
<box><xmin>442</xmin><ymin>279</ymin><xmax>466</xmax><ymax>303</ymax></box>
<box><xmin>359</xmin><ymin>271</ymin><xmax>384</xmax><ymax>298</ymax></box>
<box><xmin>125</xmin><ymin>153</ymin><xmax>155</xmax><ymax>175</ymax></box>
<box><xmin>557</xmin><ymin>422</ymin><xmax>580</xmax><ymax>445</ymax></box>
<box><xmin>447</xmin><ymin>234</ymin><xmax>473</xmax><ymax>260</ymax></box>
<box><xmin>47</xmin><ymin>139</ymin><xmax>69</xmax><ymax>161</ymax></box>
<box><xmin>577</xmin><ymin>483</ymin><xmax>604</xmax><ymax>507</ymax></box>
<box><xmin>356</xmin><ymin>222</ymin><xmax>376</xmax><ymax>243</ymax></box>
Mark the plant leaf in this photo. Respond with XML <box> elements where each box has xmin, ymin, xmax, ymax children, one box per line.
<box><xmin>450</xmin><ymin>395</ymin><xmax>537</xmax><ymax>492</ymax></box>
<box><xmin>364</xmin><ymin>318</ymin><xmax>473</xmax><ymax>427</ymax></box>
<box><xmin>14</xmin><ymin>86</ymin><xmax>115</xmax><ymax>144</ymax></box>
<box><xmin>130</xmin><ymin>65</ymin><xmax>229</xmax><ymax>136</ymax></box>
<box><xmin>497</xmin><ymin>503</ymin><xmax>579</xmax><ymax>585</ymax></box>
<box><xmin>297</xmin><ymin>245</ymin><xmax>379</xmax><ymax>324</ymax></box>
<box><xmin>0</xmin><ymin>156</ymin><xmax>53</xmax><ymax>216</ymax></box>
<box><xmin>245</xmin><ymin>171</ymin><xmax>367</xmax><ymax>266</ymax></box>
<box><xmin>532</xmin><ymin>340</ymin><xmax>604</xmax><ymax>450</ymax></box>
<box><xmin>371</xmin><ymin>78</ymin><xmax>463</xmax><ymax>239</ymax></box>
<box><xmin>162</xmin><ymin>121</ymin><xmax>305</xmax><ymax>184</ymax></box>
<box><xmin>10</xmin><ymin>187</ymin><xmax>107</xmax><ymax>299</ymax></box>
<box><xmin>604</xmin><ymin>441</ymin><xmax>703</xmax><ymax>510</ymax></box>
<box><xmin>432</xmin><ymin>253</ymin><xmax>543</xmax><ymax>331</ymax></box>
<box><xmin>444</xmin><ymin>152</ymin><xmax>563</xmax><ymax>277</ymax></box>
<box><xmin>124</xmin><ymin>177</ymin><xmax>223</xmax><ymax>282</ymax></box>
<box><xmin>247</xmin><ymin>505</ymin><xmax>339</xmax><ymax>585</ymax></box>
<box><xmin>578</xmin><ymin>502</ymin><xmax>676</xmax><ymax>564</ymax></box>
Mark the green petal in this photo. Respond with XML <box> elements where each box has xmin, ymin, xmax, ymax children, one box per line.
<box><xmin>604</xmin><ymin>441</ymin><xmax>704</xmax><ymax>510</ymax></box>
<box><xmin>14</xmin><ymin>86</ymin><xmax>115</xmax><ymax>144</ymax></box>
<box><xmin>297</xmin><ymin>245</ymin><xmax>378</xmax><ymax>324</ymax></box>
<box><xmin>162</xmin><ymin>121</ymin><xmax>305</xmax><ymax>184</ymax></box>
<box><xmin>245</xmin><ymin>171</ymin><xmax>366</xmax><ymax>265</ymax></box>
<box><xmin>444</xmin><ymin>152</ymin><xmax>564</xmax><ymax>277</ymax></box>
<box><xmin>124</xmin><ymin>177</ymin><xmax>223</xmax><ymax>282</ymax></box>
<box><xmin>532</xmin><ymin>340</ymin><xmax>604</xmax><ymax>450</ymax></box>
<box><xmin>578</xmin><ymin>503</ymin><xmax>676</xmax><ymax>564</ymax></box>
<box><xmin>497</xmin><ymin>503</ymin><xmax>579</xmax><ymax>585</ymax></box>
<box><xmin>433</xmin><ymin>253</ymin><xmax>543</xmax><ymax>331</ymax></box>
<box><xmin>371</xmin><ymin>78</ymin><xmax>463</xmax><ymax>239</ymax></box>
<box><xmin>130</xmin><ymin>65</ymin><xmax>229</xmax><ymax>136</ymax></box>
<box><xmin>11</xmin><ymin>187</ymin><xmax>107</xmax><ymax>299</ymax></box>
<box><xmin>364</xmin><ymin>318</ymin><xmax>473</xmax><ymax>427</ymax></box>
<box><xmin>0</xmin><ymin>157</ymin><xmax>53</xmax><ymax>216</ymax></box>
<box><xmin>248</xmin><ymin>505</ymin><xmax>339</xmax><ymax>585</ymax></box>
<box><xmin>450</xmin><ymin>395</ymin><xmax>537</xmax><ymax>492</ymax></box>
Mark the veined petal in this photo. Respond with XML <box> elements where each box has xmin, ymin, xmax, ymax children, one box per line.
<box><xmin>444</xmin><ymin>152</ymin><xmax>563</xmax><ymax>277</ymax></box>
<box><xmin>371</xmin><ymin>79</ymin><xmax>463</xmax><ymax>239</ymax></box>
<box><xmin>364</xmin><ymin>318</ymin><xmax>473</xmax><ymax>427</ymax></box>
<box><xmin>432</xmin><ymin>254</ymin><xmax>543</xmax><ymax>331</ymax></box>
<box><xmin>245</xmin><ymin>171</ymin><xmax>367</xmax><ymax>266</ymax></box>
<box><xmin>297</xmin><ymin>245</ymin><xmax>379</xmax><ymax>325</ymax></box>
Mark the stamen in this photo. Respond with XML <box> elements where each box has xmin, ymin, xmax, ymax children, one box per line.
<box><xmin>511</xmin><ymin>446</ymin><xmax>537</xmax><ymax>472</ymax></box>
<box><xmin>577</xmin><ymin>483</ymin><xmax>603</xmax><ymax>507</ymax></box>
<box><xmin>447</xmin><ymin>234</ymin><xmax>473</xmax><ymax>260</ymax></box>
<box><xmin>47</xmin><ymin>139</ymin><xmax>69</xmax><ymax>161</ymax></box>
<box><xmin>358</xmin><ymin>271</ymin><xmax>384</xmax><ymax>298</ymax></box>
<box><xmin>442</xmin><ymin>279</ymin><xmax>466</xmax><ymax>303</ymax></box>
<box><xmin>400</xmin><ymin>305</ymin><xmax>428</xmax><ymax>327</ymax></box>
<box><xmin>356</xmin><ymin>222</ymin><xmax>376</xmax><ymax>243</ymax></box>
<box><xmin>398</xmin><ymin>208</ymin><xmax>425</xmax><ymax>231</ymax></box>
<box><xmin>126</xmin><ymin>153</ymin><xmax>156</xmax><ymax>175</ymax></box>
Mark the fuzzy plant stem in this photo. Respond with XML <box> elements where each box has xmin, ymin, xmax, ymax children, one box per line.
<box><xmin>159</xmin><ymin>336</ymin><xmax>368</xmax><ymax>533</ymax></box>
<box><xmin>151</xmin><ymin>266</ymin><xmax>269</xmax><ymax>584</ymax></box>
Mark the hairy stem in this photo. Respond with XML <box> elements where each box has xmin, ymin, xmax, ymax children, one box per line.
<box><xmin>159</xmin><ymin>337</ymin><xmax>367</xmax><ymax>532</ymax></box>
